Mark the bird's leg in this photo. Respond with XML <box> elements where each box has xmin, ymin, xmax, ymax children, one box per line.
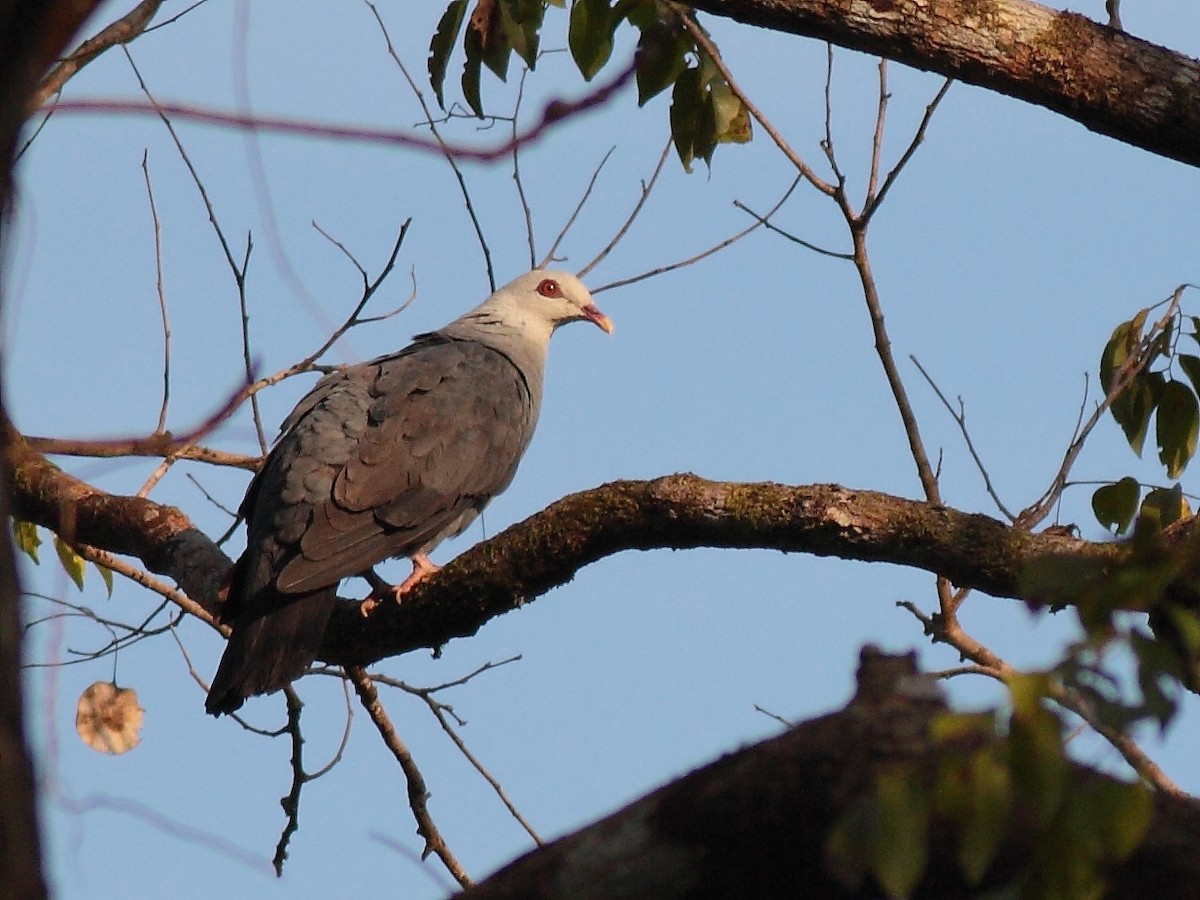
<box><xmin>358</xmin><ymin>555</ymin><xmax>441</xmax><ymax>617</ymax></box>
<box><xmin>393</xmin><ymin>553</ymin><xmax>440</xmax><ymax>598</ymax></box>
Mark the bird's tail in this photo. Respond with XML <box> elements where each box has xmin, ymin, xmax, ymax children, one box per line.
<box><xmin>205</xmin><ymin>586</ymin><xmax>337</xmax><ymax>716</ymax></box>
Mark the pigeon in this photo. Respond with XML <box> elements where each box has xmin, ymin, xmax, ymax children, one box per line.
<box><xmin>205</xmin><ymin>270</ymin><xmax>612</xmax><ymax>715</ymax></box>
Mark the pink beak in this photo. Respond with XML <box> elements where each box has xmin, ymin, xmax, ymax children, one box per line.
<box><xmin>582</xmin><ymin>304</ymin><xmax>614</xmax><ymax>335</ymax></box>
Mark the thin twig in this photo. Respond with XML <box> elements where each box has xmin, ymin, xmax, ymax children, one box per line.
<box><xmin>25</xmin><ymin>435</ymin><xmax>259</xmax><ymax>470</ymax></box>
<box><xmin>577</xmin><ymin>141</ymin><xmax>670</xmax><ymax>278</ymax></box>
<box><xmin>121</xmin><ymin>47</ymin><xmax>265</xmax><ymax>450</ymax></box>
<box><xmin>865</xmin><ymin>60</ymin><xmax>889</xmax><ymax>205</ymax></box>
<box><xmin>347</xmin><ymin>665</ymin><xmax>472</xmax><ymax>889</ymax></box>
<box><xmin>544</xmin><ymin>146</ymin><xmax>616</xmax><ymax>271</ymax></box>
<box><xmin>367</xmin><ymin>0</ymin><xmax>494</xmax><ymax>289</ymax></box>
<box><xmin>511</xmin><ymin>69</ymin><xmax>537</xmax><ymax>270</ymax></box>
<box><xmin>371</xmin><ymin>659</ymin><xmax>541</xmax><ymax>844</ymax></box>
<box><xmin>911</xmin><ymin>355</ymin><xmax>1016</xmax><ymax>521</ymax></box>
<box><xmin>863</xmin><ymin>77</ymin><xmax>953</xmax><ymax>221</ymax></box>
<box><xmin>595</xmin><ymin>177</ymin><xmax>801</xmax><ymax>294</ymax></box>
<box><xmin>732</xmin><ymin>196</ymin><xmax>851</xmax><ymax>260</ymax></box>
<box><xmin>72</xmin><ymin>544</ymin><xmax>223</xmax><ymax>633</ymax></box>
<box><xmin>141</xmin><ymin>150</ymin><xmax>171</xmax><ymax>435</ymax></box>
<box><xmin>274</xmin><ymin>687</ymin><xmax>305</xmax><ymax>876</ymax></box>
<box><xmin>849</xmin><ymin>226</ymin><xmax>941</xmax><ymax>502</ymax></box>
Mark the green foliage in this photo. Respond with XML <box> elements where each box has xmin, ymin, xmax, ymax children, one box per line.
<box><xmin>1093</xmin><ymin>296</ymin><xmax>1200</xmax><ymax>533</ymax></box>
<box><xmin>12</xmin><ymin>519</ymin><xmax>111</xmax><ymax>595</ymax></box>
<box><xmin>53</xmin><ymin>535</ymin><xmax>86</xmax><ymax>591</ymax></box>
<box><xmin>670</xmin><ymin>50</ymin><xmax>752</xmax><ymax>171</ymax></box>
<box><xmin>13</xmin><ymin>518</ymin><xmax>41</xmax><ymax>563</ymax></box>
<box><xmin>1156</xmin><ymin>380</ymin><xmax>1198</xmax><ymax>478</ymax></box>
<box><xmin>429</xmin><ymin>0</ymin><xmax>468</xmax><ymax>110</ymax></box>
<box><xmin>1090</xmin><ymin>476</ymin><xmax>1139</xmax><ymax>534</ymax></box>
<box><xmin>825</xmin><ymin>764</ymin><xmax>932</xmax><ymax>899</ymax></box>
<box><xmin>1007</xmin><ymin>677</ymin><xmax>1152</xmax><ymax>900</ymax></box>
<box><xmin>827</xmin><ymin>689</ymin><xmax>1152</xmax><ymax>899</ymax></box>
<box><xmin>425</xmin><ymin>1</ymin><xmax>750</xmax><ymax>167</ymax></box>
<box><xmin>932</xmin><ymin>714</ymin><xmax>1012</xmax><ymax>886</ymax></box>
<box><xmin>634</xmin><ymin>20</ymin><xmax>690</xmax><ymax>105</ymax></box>
<box><xmin>569</xmin><ymin>0</ymin><xmax>615</xmax><ymax>79</ymax></box>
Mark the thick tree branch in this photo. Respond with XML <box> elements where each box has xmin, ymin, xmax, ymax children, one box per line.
<box><xmin>463</xmin><ymin>648</ymin><xmax>1200</xmax><ymax>899</ymax></box>
<box><xmin>7</xmin><ymin>425</ymin><xmax>1177</xmax><ymax>670</ymax></box>
<box><xmin>684</xmin><ymin>0</ymin><xmax>1200</xmax><ymax>169</ymax></box>
<box><xmin>6</xmin><ymin>424</ymin><xmax>230</xmax><ymax>617</ymax></box>
<box><xmin>320</xmin><ymin>475</ymin><xmax>1138</xmax><ymax>667</ymax></box>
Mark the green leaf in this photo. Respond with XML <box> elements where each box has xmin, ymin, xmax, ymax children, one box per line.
<box><xmin>1179</xmin><ymin>353</ymin><xmax>1200</xmax><ymax>397</ymax></box>
<box><xmin>428</xmin><ymin>0</ymin><xmax>468</xmax><ymax>110</ymax></box>
<box><xmin>1007</xmin><ymin>674</ymin><xmax>1066</xmax><ymax>823</ymax></box>
<box><xmin>958</xmin><ymin>750</ymin><xmax>1011</xmax><ymax>885</ymax></box>
<box><xmin>1131</xmin><ymin>624</ymin><xmax>1185</xmax><ymax>727</ymax></box>
<box><xmin>1110</xmin><ymin>371</ymin><xmax>1162</xmax><ymax>457</ymax></box>
<box><xmin>53</xmin><ymin>536</ymin><xmax>86</xmax><ymax>591</ymax></box>
<box><xmin>1155</xmin><ymin>379</ymin><xmax>1199</xmax><ymax>478</ymax></box>
<box><xmin>1139</xmin><ymin>483</ymin><xmax>1187</xmax><ymax>531</ymax></box>
<box><xmin>1099</xmin><ymin>321</ymin><xmax>1133</xmax><ymax>395</ymax></box>
<box><xmin>501</xmin><ymin>0</ymin><xmax>544</xmax><ymax>70</ymax></box>
<box><xmin>670</xmin><ymin>65</ymin><xmax>703</xmax><ymax>171</ymax></box>
<box><xmin>635</xmin><ymin>22</ymin><xmax>690</xmax><ymax>106</ymax></box>
<box><xmin>709</xmin><ymin>74</ymin><xmax>752</xmax><ymax>144</ymax></box>
<box><xmin>569</xmin><ymin>0</ymin><xmax>615</xmax><ymax>80</ymax></box>
<box><xmin>461</xmin><ymin>47</ymin><xmax>484</xmax><ymax>117</ymax></box>
<box><xmin>1091</xmin><ymin>476</ymin><xmax>1140</xmax><ymax>534</ymax></box>
<box><xmin>824</xmin><ymin>794</ymin><xmax>873</xmax><ymax>892</ymax></box>
<box><xmin>13</xmin><ymin>519</ymin><xmax>41</xmax><ymax>563</ymax></box>
<box><xmin>96</xmin><ymin>561</ymin><xmax>114</xmax><ymax>597</ymax></box>
<box><xmin>1087</xmin><ymin>779</ymin><xmax>1152</xmax><ymax>861</ymax></box>
<box><xmin>871</xmin><ymin>767</ymin><xmax>931</xmax><ymax>899</ymax></box>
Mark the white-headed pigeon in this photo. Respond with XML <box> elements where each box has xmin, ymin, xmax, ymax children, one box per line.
<box><xmin>206</xmin><ymin>270</ymin><xmax>611</xmax><ymax>715</ymax></box>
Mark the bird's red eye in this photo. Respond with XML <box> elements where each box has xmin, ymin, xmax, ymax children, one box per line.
<box><xmin>537</xmin><ymin>278</ymin><xmax>561</xmax><ymax>298</ymax></box>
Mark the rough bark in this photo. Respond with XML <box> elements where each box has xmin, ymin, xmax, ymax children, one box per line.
<box><xmin>463</xmin><ymin>647</ymin><xmax>1200</xmax><ymax>899</ymax></box>
<box><xmin>685</xmin><ymin>0</ymin><xmax>1200</xmax><ymax>169</ymax></box>
<box><xmin>10</xmin><ymin>432</ymin><xmax>1189</xmax><ymax>669</ymax></box>
<box><xmin>0</xmin><ymin>4</ymin><xmax>107</xmax><ymax>898</ymax></box>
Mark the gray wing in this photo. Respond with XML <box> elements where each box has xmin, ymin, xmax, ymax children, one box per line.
<box><xmin>253</xmin><ymin>338</ymin><xmax>536</xmax><ymax>595</ymax></box>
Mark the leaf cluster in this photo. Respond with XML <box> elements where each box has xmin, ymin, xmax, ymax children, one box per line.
<box><xmin>1093</xmin><ymin>299</ymin><xmax>1200</xmax><ymax>535</ymax></box>
<box><xmin>825</xmin><ymin>684</ymin><xmax>1152</xmax><ymax>899</ymax></box>
<box><xmin>427</xmin><ymin>0</ymin><xmax>751</xmax><ymax>168</ymax></box>
<box><xmin>12</xmin><ymin>519</ymin><xmax>111</xmax><ymax>594</ymax></box>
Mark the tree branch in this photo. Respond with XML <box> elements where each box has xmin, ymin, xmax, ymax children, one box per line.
<box><xmin>10</xmin><ymin>418</ymin><xmax>1183</xmax><ymax>673</ymax></box>
<box><xmin>462</xmin><ymin>648</ymin><xmax>1200</xmax><ymax>899</ymax></box>
<box><xmin>684</xmin><ymin>0</ymin><xmax>1200</xmax><ymax>169</ymax></box>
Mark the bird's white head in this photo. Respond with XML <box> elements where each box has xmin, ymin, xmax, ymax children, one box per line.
<box><xmin>496</xmin><ymin>269</ymin><xmax>613</xmax><ymax>337</ymax></box>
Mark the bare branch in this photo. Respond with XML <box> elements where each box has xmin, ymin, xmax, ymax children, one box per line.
<box><xmin>33</xmin><ymin>0</ymin><xmax>164</xmax><ymax>109</ymax></box>
<box><xmin>366</xmin><ymin>1</ymin><xmax>496</xmax><ymax>290</ymax></box>
<box><xmin>911</xmin><ymin>355</ymin><xmax>1016</xmax><ymax>522</ymax></box>
<box><xmin>544</xmin><ymin>146</ymin><xmax>616</xmax><ymax>272</ymax></box>
<box><xmin>347</xmin><ymin>666</ymin><xmax>472</xmax><ymax>889</ymax></box>
<box><xmin>577</xmin><ymin>141</ymin><xmax>669</xmax><ymax>278</ymax></box>
<box><xmin>140</xmin><ymin>150</ymin><xmax>171</xmax><ymax>435</ymax></box>
<box><xmin>594</xmin><ymin>177</ymin><xmax>801</xmax><ymax>294</ymax></box>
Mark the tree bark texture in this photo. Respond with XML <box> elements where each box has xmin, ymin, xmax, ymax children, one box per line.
<box><xmin>11</xmin><ymin>430</ymin><xmax>1186</xmax><ymax>670</ymax></box>
<box><xmin>686</xmin><ymin>0</ymin><xmax>1200</xmax><ymax>169</ymax></box>
<box><xmin>464</xmin><ymin>648</ymin><xmax>1200</xmax><ymax>899</ymax></box>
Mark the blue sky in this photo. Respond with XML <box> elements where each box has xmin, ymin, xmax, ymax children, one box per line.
<box><xmin>10</xmin><ymin>1</ymin><xmax>1200</xmax><ymax>896</ymax></box>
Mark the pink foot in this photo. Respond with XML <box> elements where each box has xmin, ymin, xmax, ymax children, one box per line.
<box><xmin>358</xmin><ymin>554</ymin><xmax>441</xmax><ymax>617</ymax></box>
